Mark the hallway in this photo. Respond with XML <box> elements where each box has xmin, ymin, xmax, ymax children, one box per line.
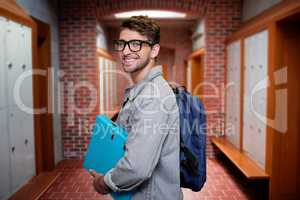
<box><xmin>40</xmin><ymin>157</ymin><xmax>255</xmax><ymax>200</ymax></box>
<box><xmin>1</xmin><ymin>0</ymin><xmax>300</xmax><ymax>200</ymax></box>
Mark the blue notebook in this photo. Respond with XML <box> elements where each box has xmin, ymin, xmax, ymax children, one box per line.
<box><xmin>83</xmin><ymin>114</ymin><xmax>132</xmax><ymax>200</ymax></box>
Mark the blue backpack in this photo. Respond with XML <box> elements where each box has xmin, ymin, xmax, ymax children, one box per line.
<box><xmin>171</xmin><ymin>85</ymin><xmax>207</xmax><ymax>192</ymax></box>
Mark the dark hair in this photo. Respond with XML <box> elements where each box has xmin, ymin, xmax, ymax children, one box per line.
<box><xmin>121</xmin><ymin>15</ymin><xmax>160</xmax><ymax>44</ymax></box>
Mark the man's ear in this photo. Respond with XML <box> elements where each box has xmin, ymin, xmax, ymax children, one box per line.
<box><xmin>150</xmin><ymin>44</ymin><xmax>160</xmax><ymax>59</ymax></box>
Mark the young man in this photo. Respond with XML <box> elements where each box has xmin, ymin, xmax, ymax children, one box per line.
<box><xmin>90</xmin><ymin>16</ymin><xmax>182</xmax><ymax>200</ymax></box>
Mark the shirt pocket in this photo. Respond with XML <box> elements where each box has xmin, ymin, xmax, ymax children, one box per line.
<box><xmin>116</xmin><ymin>101</ymin><xmax>133</xmax><ymax>133</ymax></box>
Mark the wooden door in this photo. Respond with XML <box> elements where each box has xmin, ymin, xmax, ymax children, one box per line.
<box><xmin>190</xmin><ymin>55</ymin><xmax>204</xmax><ymax>97</ymax></box>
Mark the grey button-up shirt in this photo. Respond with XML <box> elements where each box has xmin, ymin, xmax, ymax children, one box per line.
<box><xmin>104</xmin><ymin>66</ymin><xmax>183</xmax><ymax>200</ymax></box>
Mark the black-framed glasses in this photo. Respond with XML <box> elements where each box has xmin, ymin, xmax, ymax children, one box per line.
<box><xmin>113</xmin><ymin>39</ymin><xmax>154</xmax><ymax>52</ymax></box>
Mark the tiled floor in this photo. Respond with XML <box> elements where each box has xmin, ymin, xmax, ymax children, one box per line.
<box><xmin>40</xmin><ymin>156</ymin><xmax>265</xmax><ymax>200</ymax></box>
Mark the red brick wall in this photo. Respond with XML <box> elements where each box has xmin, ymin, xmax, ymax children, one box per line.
<box><xmin>59</xmin><ymin>0</ymin><xmax>241</xmax><ymax>159</ymax></box>
<box><xmin>203</xmin><ymin>0</ymin><xmax>242</xmax><ymax>157</ymax></box>
<box><xmin>59</xmin><ymin>0</ymin><xmax>99</xmax><ymax>158</ymax></box>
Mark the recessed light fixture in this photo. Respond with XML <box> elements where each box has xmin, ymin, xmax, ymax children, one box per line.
<box><xmin>114</xmin><ymin>10</ymin><xmax>187</xmax><ymax>19</ymax></box>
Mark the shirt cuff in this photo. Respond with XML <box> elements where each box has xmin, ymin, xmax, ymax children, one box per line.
<box><xmin>104</xmin><ymin>169</ymin><xmax>120</xmax><ymax>192</ymax></box>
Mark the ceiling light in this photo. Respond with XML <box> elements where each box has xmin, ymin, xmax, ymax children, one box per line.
<box><xmin>114</xmin><ymin>10</ymin><xmax>186</xmax><ymax>19</ymax></box>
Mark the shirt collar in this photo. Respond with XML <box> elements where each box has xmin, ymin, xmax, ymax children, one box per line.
<box><xmin>124</xmin><ymin>65</ymin><xmax>163</xmax><ymax>101</ymax></box>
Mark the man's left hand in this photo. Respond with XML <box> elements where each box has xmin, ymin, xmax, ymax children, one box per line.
<box><xmin>89</xmin><ymin>170</ymin><xmax>111</xmax><ymax>194</ymax></box>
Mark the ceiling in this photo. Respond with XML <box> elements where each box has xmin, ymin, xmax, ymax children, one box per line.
<box><xmin>100</xmin><ymin>18</ymin><xmax>199</xmax><ymax>31</ymax></box>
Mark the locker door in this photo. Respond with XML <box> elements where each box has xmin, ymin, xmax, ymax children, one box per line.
<box><xmin>8</xmin><ymin>108</ymin><xmax>35</xmax><ymax>193</ymax></box>
<box><xmin>6</xmin><ymin>21</ymin><xmax>35</xmax><ymax>193</ymax></box>
<box><xmin>6</xmin><ymin>20</ymin><xmax>24</xmax><ymax>108</ymax></box>
<box><xmin>0</xmin><ymin>17</ymin><xmax>6</xmax><ymax>110</ymax></box>
<box><xmin>0</xmin><ymin>109</ymin><xmax>10</xmax><ymax>200</ymax></box>
<box><xmin>249</xmin><ymin>34</ymin><xmax>259</xmax><ymax>164</ymax></box>
<box><xmin>243</xmin><ymin>31</ymin><xmax>268</xmax><ymax>169</ymax></box>
<box><xmin>8</xmin><ymin>107</ymin><xmax>29</xmax><ymax>192</ymax></box>
<box><xmin>20</xmin><ymin>107</ymin><xmax>35</xmax><ymax>181</ymax></box>
<box><xmin>243</xmin><ymin>36</ymin><xmax>253</xmax><ymax>158</ymax></box>
<box><xmin>0</xmin><ymin>17</ymin><xmax>11</xmax><ymax>200</ymax></box>
<box><xmin>254</xmin><ymin>30</ymin><xmax>268</xmax><ymax>168</ymax></box>
<box><xmin>226</xmin><ymin>41</ymin><xmax>241</xmax><ymax>148</ymax></box>
<box><xmin>21</xmin><ymin>25</ymin><xmax>35</xmax><ymax>180</ymax></box>
<box><xmin>18</xmin><ymin>26</ymin><xmax>33</xmax><ymax>109</ymax></box>
<box><xmin>226</xmin><ymin>43</ymin><xmax>234</xmax><ymax>144</ymax></box>
<box><xmin>233</xmin><ymin>42</ymin><xmax>241</xmax><ymax>147</ymax></box>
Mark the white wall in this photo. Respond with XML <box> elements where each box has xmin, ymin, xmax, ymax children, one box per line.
<box><xmin>243</xmin><ymin>0</ymin><xmax>282</xmax><ymax>21</ymax></box>
<box><xmin>16</xmin><ymin>0</ymin><xmax>62</xmax><ymax>164</ymax></box>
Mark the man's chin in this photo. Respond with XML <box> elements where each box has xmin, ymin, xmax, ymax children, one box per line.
<box><xmin>123</xmin><ymin>65</ymin><xmax>137</xmax><ymax>73</ymax></box>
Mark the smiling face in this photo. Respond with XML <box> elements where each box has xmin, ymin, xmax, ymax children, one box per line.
<box><xmin>118</xmin><ymin>28</ymin><xmax>159</xmax><ymax>73</ymax></box>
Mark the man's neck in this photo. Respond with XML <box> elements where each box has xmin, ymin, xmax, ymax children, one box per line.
<box><xmin>131</xmin><ymin>61</ymin><xmax>155</xmax><ymax>84</ymax></box>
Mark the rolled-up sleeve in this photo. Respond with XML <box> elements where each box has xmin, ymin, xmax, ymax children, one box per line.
<box><xmin>104</xmin><ymin>96</ymin><xmax>172</xmax><ymax>192</ymax></box>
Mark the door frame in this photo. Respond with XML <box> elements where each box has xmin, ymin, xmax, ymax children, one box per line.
<box><xmin>32</xmin><ymin>17</ymin><xmax>55</xmax><ymax>174</ymax></box>
<box><xmin>188</xmin><ymin>48</ymin><xmax>205</xmax><ymax>96</ymax></box>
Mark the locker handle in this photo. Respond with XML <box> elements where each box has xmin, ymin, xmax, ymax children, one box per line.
<box><xmin>8</xmin><ymin>63</ymin><xmax>12</xmax><ymax>69</ymax></box>
<box><xmin>11</xmin><ymin>146</ymin><xmax>15</xmax><ymax>153</ymax></box>
<box><xmin>25</xmin><ymin>139</ymin><xmax>28</xmax><ymax>145</ymax></box>
<box><xmin>22</xmin><ymin>64</ymin><xmax>26</xmax><ymax>70</ymax></box>
<box><xmin>258</xmin><ymin>128</ymin><xmax>262</xmax><ymax>134</ymax></box>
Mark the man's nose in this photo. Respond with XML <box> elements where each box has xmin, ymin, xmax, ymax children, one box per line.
<box><xmin>122</xmin><ymin>43</ymin><xmax>132</xmax><ymax>54</ymax></box>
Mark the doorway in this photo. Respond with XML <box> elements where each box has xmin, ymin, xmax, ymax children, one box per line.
<box><xmin>158</xmin><ymin>47</ymin><xmax>175</xmax><ymax>81</ymax></box>
<box><xmin>273</xmin><ymin>12</ymin><xmax>300</xmax><ymax>199</ymax></box>
<box><xmin>187</xmin><ymin>49</ymin><xmax>205</xmax><ymax>96</ymax></box>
